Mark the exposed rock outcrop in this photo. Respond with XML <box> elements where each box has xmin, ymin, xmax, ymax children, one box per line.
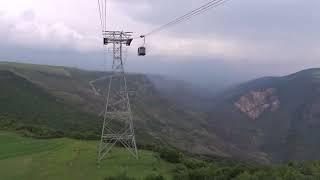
<box><xmin>234</xmin><ymin>88</ymin><xmax>280</xmax><ymax>119</ymax></box>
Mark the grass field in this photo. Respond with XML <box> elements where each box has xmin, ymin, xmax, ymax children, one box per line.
<box><xmin>0</xmin><ymin>132</ymin><xmax>174</xmax><ymax>180</ymax></box>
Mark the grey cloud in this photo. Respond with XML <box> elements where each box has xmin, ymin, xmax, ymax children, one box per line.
<box><xmin>0</xmin><ymin>10</ymin><xmax>99</xmax><ymax>52</ymax></box>
<box><xmin>100</xmin><ymin>0</ymin><xmax>320</xmax><ymax>71</ymax></box>
<box><xmin>21</xmin><ymin>10</ymin><xmax>36</xmax><ymax>21</ymax></box>
<box><xmin>120</xmin><ymin>0</ymin><xmax>320</xmax><ymax>37</ymax></box>
<box><xmin>0</xmin><ymin>0</ymin><xmax>319</xmax><ymax>89</ymax></box>
<box><xmin>118</xmin><ymin>0</ymin><xmax>320</xmax><ymax>60</ymax></box>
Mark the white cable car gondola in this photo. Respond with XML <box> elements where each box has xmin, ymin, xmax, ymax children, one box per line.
<box><xmin>138</xmin><ymin>35</ymin><xmax>146</xmax><ymax>56</ymax></box>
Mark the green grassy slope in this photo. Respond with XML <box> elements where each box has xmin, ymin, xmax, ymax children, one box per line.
<box><xmin>0</xmin><ymin>132</ymin><xmax>174</xmax><ymax>180</ymax></box>
<box><xmin>0</xmin><ymin>70</ymin><xmax>100</xmax><ymax>138</ymax></box>
<box><xmin>2</xmin><ymin>132</ymin><xmax>320</xmax><ymax>180</ymax></box>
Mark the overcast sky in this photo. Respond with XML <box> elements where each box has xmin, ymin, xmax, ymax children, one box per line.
<box><xmin>0</xmin><ymin>0</ymin><xmax>319</xmax><ymax>88</ymax></box>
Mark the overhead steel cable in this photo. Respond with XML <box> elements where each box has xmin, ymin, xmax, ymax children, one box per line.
<box><xmin>104</xmin><ymin>0</ymin><xmax>107</xmax><ymax>31</ymax></box>
<box><xmin>97</xmin><ymin>0</ymin><xmax>108</xmax><ymax>32</ymax></box>
<box><xmin>139</xmin><ymin>0</ymin><xmax>229</xmax><ymax>38</ymax></box>
<box><xmin>162</xmin><ymin>0</ymin><xmax>229</xmax><ymax>31</ymax></box>
<box><xmin>97</xmin><ymin>0</ymin><xmax>104</xmax><ymax>31</ymax></box>
<box><xmin>144</xmin><ymin>0</ymin><xmax>223</xmax><ymax>36</ymax></box>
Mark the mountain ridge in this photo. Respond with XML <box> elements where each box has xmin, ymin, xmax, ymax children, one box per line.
<box><xmin>208</xmin><ymin>68</ymin><xmax>320</xmax><ymax>162</ymax></box>
<box><xmin>2</xmin><ymin>61</ymin><xmax>320</xmax><ymax>163</ymax></box>
<box><xmin>0</xmin><ymin>62</ymin><xmax>232</xmax><ymax>158</ymax></box>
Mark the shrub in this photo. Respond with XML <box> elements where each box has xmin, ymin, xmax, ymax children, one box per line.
<box><xmin>158</xmin><ymin>148</ymin><xmax>182</xmax><ymax>163</ymax></box>
<box><xmin>234</xmin><ymin>171</ymin><xmax>255</xmax><ymax>180</ymax></box>
<box><xmin>144</xmin><ymin>174</ymin><xmax>165</xmax><ymax>180</ymax></box>
<box><xmin>104</xmin><ymin>173</ymin><xmax>136</xmax><ymax>180</ymax></box>
<box><xmin>182</xmin><ymin>158</ymin><xmax>207</xmax><ymax>169</ymax></box>
<box><xmin>16</xmin><ymin>125</ymin><xmax>64</xmax><ymax>138</ymax></box>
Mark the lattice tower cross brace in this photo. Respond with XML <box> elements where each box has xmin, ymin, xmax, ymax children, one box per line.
<box><xmin>98</xmin><ymin>31</ymin><xmax>138</xmax><ymax>163</ymax></box>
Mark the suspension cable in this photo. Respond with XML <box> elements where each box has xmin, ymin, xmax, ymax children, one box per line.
<box><xmin>139</xmin><ymin>0</ymin><xmax>230</xmax><ymax>38</ymax></box>
<box><xmin>97</xmin><ymin>0</ymin><xmax>104</xmax><ymax>31</ymax></box>
<box><xmin>97</xmin><ymin>0</ymin><xmax>108</xmax><ymax>32</ymax></box>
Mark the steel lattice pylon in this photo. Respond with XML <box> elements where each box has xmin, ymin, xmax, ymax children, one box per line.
<box><xmin>98</xmin><ymin>31</ymin><xmax>138</xmax><ymax>163</ymax></box>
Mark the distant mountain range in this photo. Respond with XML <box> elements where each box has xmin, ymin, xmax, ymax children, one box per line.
<box><xmin>1</xmin><ymin>61</ymin><xmax>320</xmax><ymax>163</ymax></box>
<box><xmin>207</xmin><ymin>68</ymin><xmax>320</xmax><ymax>163</ymax></box>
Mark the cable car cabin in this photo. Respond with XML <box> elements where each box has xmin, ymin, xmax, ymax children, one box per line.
<box><xmin>138</xmin><ymin>47</ymin><xmax>146</xmax><ymax>56</ymax></box>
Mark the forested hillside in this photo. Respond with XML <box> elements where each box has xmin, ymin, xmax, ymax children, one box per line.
<box><xmin>3</xmin><ymin>62</ymin><xmax>320</xmax><ymax>164</ymax></box>
<box><xmin>207</xmin><ymin>68</ymin><xmax>320</xmax><ymax>163</ymax></box>
<box><xmin>0</xmin><ymin>62</ymin><xmax>229</xmax><ymax>157</ymax></box>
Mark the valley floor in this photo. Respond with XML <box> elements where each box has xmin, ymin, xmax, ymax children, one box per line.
<box><xmin>0</xmin><ymin>132</ymin><xmax>174</xmax><ymax>180</ymax></box>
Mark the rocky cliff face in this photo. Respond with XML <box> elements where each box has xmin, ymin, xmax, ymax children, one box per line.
<box><xmin>208</xmin><ymin>69</ymin><xmax>320</xmax><ymax>162</ymax></box>
<box><xmin>234</xmin><ymin>88</ymin><xmax>280</xmax><ymax>119</ymax></box>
